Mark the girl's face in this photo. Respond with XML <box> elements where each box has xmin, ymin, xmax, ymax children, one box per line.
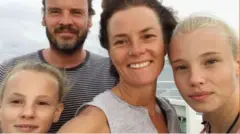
<box><xmin>169</xmin><ymin>27</ymin><xmax>239</xmax><ymax>113</ymax></box>
<box><xmin>0</xmin><ymin>70</ymin><xmax>63</xmax><ymax>133</ymax></box>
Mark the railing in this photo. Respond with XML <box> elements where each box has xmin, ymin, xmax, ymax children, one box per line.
<box><xmin>168</xmin><ymin>98</ymin><xmax>203</xmax><ymax>133</ymax></box>
<box><xmin>157</xmin><ymin>81</ymin><xmax>203</xmax><ymax>133</ymax></box>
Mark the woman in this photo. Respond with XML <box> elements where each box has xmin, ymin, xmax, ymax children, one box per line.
<box><xmin>0</xmin><ymin>61</ymin><xmax>67</xmax><ymax>133</ymax></box>
<box><xmin>168</xmin><ymin>14</ymin><xmax>239</xmax><ymax>133</ymax></box>
<box><xmin>58</xmin><ymin>0</ymin><xmax>181</xmax><ymax>133</ymax></box>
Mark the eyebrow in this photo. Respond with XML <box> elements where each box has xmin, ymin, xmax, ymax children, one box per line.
<box><xmin>36</xmin><ymin>95</ymin><xmax>52</xmax><ymax>99</ymax></box>
<box><xmin>11</xmin><ymin>93</ymin><xmax>24</xmax><ymax>97</ymax></box>
<box><xmin>112</xmin><ymin>27</ymin><xmax>155</xmax><ymax>38</ymax></box>
<box><xmin>200</xmin><ymin>52</ymin><xmax>221</xmax><ymax>57</ymax></box>
<box><xmin>171</xmin><ymin>52</ymin><xmax>221</xmax><ymax>64</ymax></box>
<box><xmin>11</xmin><ymin>93</ymin><xmax>52</xmax><ymax>99</ymax></box>
<box><xmin>70</xmin><ymin>8</ymin><xmax>84</xmax><ymax>12</ymax></box>
<box><xmin>171</xmin><ymin>59</ymin><xmax>185</xmax><ymax>64</ymax></box>
<box><xmin>47</xmin><ymin>7</ymin><xmax>83</xmax><ymax>11</ymax></box>
<box><xmin>47</xmin><ymin>7</ymin><xmax>61</xmax><ymax>10</ymax></box>
<box><xmin>140</xmin><ymin>27</ymin><xmax>155</xmax><ymax>33</ymax></box>
<box><xmin>112</xmin><ymin>33</ymin><xmax>128</xmax><ymax>38</ymax></box>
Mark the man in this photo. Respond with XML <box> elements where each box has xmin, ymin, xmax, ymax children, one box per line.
<box><xmin>0</xmin><ymin>0</ymin><xmax>116</xmax><ymax>132</ymax></box>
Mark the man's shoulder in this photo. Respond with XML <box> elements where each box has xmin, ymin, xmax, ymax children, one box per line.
<box><xmin>88</xmin><ymin>51</ymin><xmax>111</xmax><ymax>66</ymax></box>
<box><xmin>1</xmin><ymin>50</ymin><xmax>41</xmax><ymax>68</ymax></box>
<box><xmin>0</xmin><ymin>50</ymin><xmax>42</xmax><ymax>80</ymax></box>
<box><xmin>88</xmin><ymin>51</ymin><xmax>108</xmax><ymax>60</ymax></box>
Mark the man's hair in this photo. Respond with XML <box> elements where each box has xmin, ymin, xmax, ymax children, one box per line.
<box><xmin>0</xmin><ymin>61</ymin><xmax>68</xmax><ymax>102</ymax></box>
<box><xmin>99</xmin><ymin>0</ymin><xmax>178</xmax><ymax>79</ymax></box>
<box><xmin>42</xmin><ymin>0</ymin><xmax>95</xmax><ymax>16</ymax></box>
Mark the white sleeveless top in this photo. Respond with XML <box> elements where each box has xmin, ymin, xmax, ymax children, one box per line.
<box><xmin>76</xmin><ymin>90</ymin><xmax>181</xmax><ymax>133</ymax></box>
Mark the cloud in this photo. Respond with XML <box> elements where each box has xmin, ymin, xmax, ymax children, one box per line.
<box><xmin>163</xmin><ymin>0</ymin><xmax>239</xmax><ymax>35</ymax></box>
<box><xmin>0</xmin><ymin>1</ymin><xmax>47</xmax><ymax>61</ymax></box>
<box><xmin>0</xmin><ymin>40</ymin><xmax>3</xmax><ymax>50</ymax></box>
<box><xmin>0</xmin><ymin>0</ymin><xmax>239</xmax><ymax>62</ymax></box>
<box><xmin>0</xmin><ymin>0</ymin><xmax>106</xmax><ymax>61</ymax></box>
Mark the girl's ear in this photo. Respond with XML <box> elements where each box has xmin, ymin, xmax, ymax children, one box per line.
<box><xmin>53</xmin><ymin>103</ymin><xmax>64</xmax><ymax>123</ymax></box>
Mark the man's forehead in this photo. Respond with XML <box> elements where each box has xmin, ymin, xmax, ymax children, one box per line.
<box><xmin>45</xmin><ymin>0</ymin><xmax>88</xmax><ymax>8</ymax></box>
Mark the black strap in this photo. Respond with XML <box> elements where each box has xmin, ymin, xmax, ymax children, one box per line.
<box><xmin>226</xmin><ymin>112</ymin><xmax>239</xmax><ymax>133</ymax></box>
<box><xmin>208</xmin><ymin>112</ymin><xmax>239</xmax><ymax>133</ymax></box>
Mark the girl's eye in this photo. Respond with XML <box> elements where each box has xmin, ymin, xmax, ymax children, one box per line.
<box><xmin>10</xmin><ymin>100</ymin><xmax>23</xmax><ymax>105</ymax></box>
<box><xmin>38</xmin><ymin>102</ymin><xmax>49</xmax><ymax>106</ymax></box>
<box><xmin>205</xmin><ymin>59</ymin><xmax>218</xmax><ymax>66</ymax></box>
<box><xmin>175</xmin><ymin>65</ymin><xmax>188</xmax><ymax>71</ymax></box>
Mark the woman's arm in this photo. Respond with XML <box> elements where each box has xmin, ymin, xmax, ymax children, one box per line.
<box><xmin>57</xmin><ymin>106</ymin><xmax>110</xmax><ymax>133</ymax></box>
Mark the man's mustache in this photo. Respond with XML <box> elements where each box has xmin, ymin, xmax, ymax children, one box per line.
<box><xmin>54</xmin><ymin>24</ymin><xmax>79</xmax><ymax>34</ymax></box>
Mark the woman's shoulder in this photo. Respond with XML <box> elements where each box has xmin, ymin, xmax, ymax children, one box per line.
<box><xmin>77</xmin><ymin>105</ymin><xmax>107</xmax><ymax>119</ymax></box>
<box><xmin>156</xmin><ymin>97</ymin><xmax>182</xmax><ymax>133</ymax></box>
<box><xmin>157</xmin><ymin>97</ymin><xmax>174</xmax><ymax>110</ymax></box>
<box><xmin>58</xmin><ymin>106</ymin><xmax>109</xmax><ymax>133</ymax></box>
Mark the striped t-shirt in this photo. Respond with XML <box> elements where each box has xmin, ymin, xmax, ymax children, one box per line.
<box><xmin>0</xmin><ymin>50</ymin><xmax>117</xmax><ymax>132</ymax></box>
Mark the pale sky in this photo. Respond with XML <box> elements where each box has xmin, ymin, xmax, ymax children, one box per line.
<box><xmin>0</xmin><ymin>0</ymin><xmax>239</xmax><ymax>61</ymax></box>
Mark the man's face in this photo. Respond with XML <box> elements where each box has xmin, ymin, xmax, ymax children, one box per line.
<box><xmin>42</xmin><ymin>0</ymin><xmax>92</xmax><ymax>55</ymax></box>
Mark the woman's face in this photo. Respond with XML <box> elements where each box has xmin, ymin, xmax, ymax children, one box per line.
<box><xmin>169</xmin><ymin>27</ymin><xmax>239</xmax><ymax>113</ymax></box>
<box><xmin>107</xmin><ymin>6</ymin><xmax>165</xmax><ymax>87</ymax></box>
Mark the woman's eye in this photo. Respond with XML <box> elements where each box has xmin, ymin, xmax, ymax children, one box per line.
<box><xmin>114</xmin><ymin>40</ymin><xmax>128</xmax><ymax>45</ymax></box>
<box><xmin>143</xmin><ymin>34</ymin><xmax>155</xmax><ymax>40</ymax></box>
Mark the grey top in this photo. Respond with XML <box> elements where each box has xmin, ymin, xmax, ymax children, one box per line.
<box><xmin>76</xmin><ymin>90</ymin><xmax>181</xmax><ymax>133</ymax></box>
<box><xmin>0</xmin><ymin>50</ymin><xmax>117</xmax><ymax>132</ymax></box>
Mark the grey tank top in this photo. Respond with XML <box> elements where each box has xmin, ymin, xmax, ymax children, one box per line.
<box><xmin>76</xmin><ymin>90</ymin><xmax>181</xmax><ymax>133</ymax></box>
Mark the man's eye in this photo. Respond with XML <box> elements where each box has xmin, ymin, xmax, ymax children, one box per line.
<box><xmin>48</xmin><ymin>10</ymin><xmax>60</xmax><ymax>15</ymax></box>
<box><xmin>72</xmin><ymin>11</ymin><xmax>83</xmax><ymax>15</ymax></box>
<box><xmin>51</xmin><ymin>11</ymin><xmax>58</xmax><ymax>13</ymax></box>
